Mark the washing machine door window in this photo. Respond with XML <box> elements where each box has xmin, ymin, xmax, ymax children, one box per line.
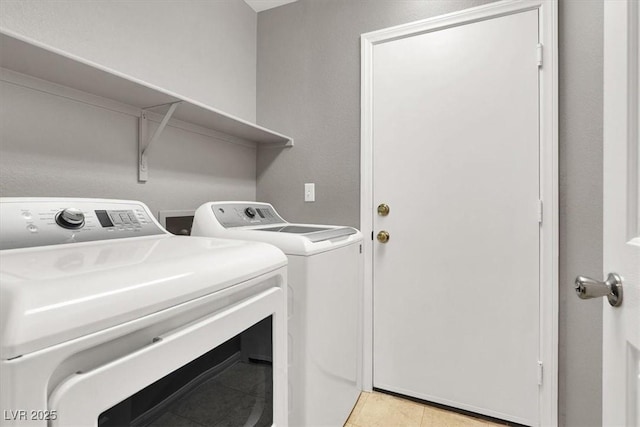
<box><xmin>48</xmin><ymin>288</ymin><xmax>283</xmax><ymax>427</ymax></box>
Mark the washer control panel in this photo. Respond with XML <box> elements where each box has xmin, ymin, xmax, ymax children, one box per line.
<box><xmin>0</xmin><ymin>198</ymin><xmax>166</xmax><ymax>250</ymax></box>
<box><xmin>211</xmin><ymin>203</ymin><xmax>285</xmax><ymax>228</ymax></box>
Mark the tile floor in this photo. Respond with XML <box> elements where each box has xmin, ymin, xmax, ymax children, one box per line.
<box><xmin>344</xmin><ymin>391</ymin><xmax>507</xmax><ymax>427</ymax></box>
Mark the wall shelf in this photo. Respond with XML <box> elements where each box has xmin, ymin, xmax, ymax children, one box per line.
<box><xmin>0</xmin><ymin>29</ymin><xmax>293</xmax><ymax>181</ymax></box>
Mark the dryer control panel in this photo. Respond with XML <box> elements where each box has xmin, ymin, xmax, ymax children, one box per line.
<box><xmin>210</xmin><ymin>202</ymin><xmax>285</xmax><ymax>228</ymax></box>
<box><xmin>0</xmin><ymin>198</ymin><xmax>166</xmax><ymax>250</ymax></box>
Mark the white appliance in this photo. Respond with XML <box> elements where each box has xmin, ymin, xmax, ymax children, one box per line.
<box><xmin>191</xmin><ymin>201</ymin><xmax>362</xmax><ymax>427</ymax></box>
<box><xmin>0</xmin><ymin>198</ymin><xmax>288</xmax><ymax>427</ymax></box>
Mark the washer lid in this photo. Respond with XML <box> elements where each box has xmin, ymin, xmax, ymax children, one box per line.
<box><xmin>258</xmin><ymin>226</ymin><xmax>357</xmax><ymax>242</ymax></box>
<box><xmin>0</xmin><ymin>235</ymin><xmax>286</xmax><ymax>359</ymax></box>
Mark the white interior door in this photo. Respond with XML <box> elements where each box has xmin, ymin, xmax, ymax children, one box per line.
<box><xmin>602</xmin><ymin>2</ymin><xmax>640</xmax><ymax>425</ymax></box>
<box><xmin>372</xmin><ymin>9</ymin><xmax>541</xmax><ymax>426</ymax></box>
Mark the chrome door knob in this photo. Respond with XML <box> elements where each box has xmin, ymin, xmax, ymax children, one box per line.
<box><xmin>377</xmin><ymin>230</ymin><xmax>390</xmax><ymax>243</ymax></box>
<box><xmin>574</xmin><ymin>273</ymin><xmax>623</xmax><ymax>307</ymax></box>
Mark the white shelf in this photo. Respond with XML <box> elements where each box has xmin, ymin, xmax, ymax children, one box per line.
<box><xmin>0</xmin><ymin>29</ymin><xmax>293</xmax><ymax>147</ymax></box>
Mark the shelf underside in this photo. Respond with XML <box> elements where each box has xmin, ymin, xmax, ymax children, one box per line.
<box><xmin>0</xmin><ymin>31</ymin><xmax>292</xmax><ymax>146</ymax></box>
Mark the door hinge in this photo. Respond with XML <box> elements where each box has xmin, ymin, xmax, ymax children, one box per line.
<box><xmin>537</xmin><ymin>361</ymin><xmax>544</xmax><ymax>386</ymax></box>
<box><xmin>537</xmin><ymin>200</ymin><xmax>543</xmax><ymax>224</ymax></box>
<box><xmin>359</xmin><ymin>244</ymin><xmax>362</xmax><ymax>254</ymax></box>
<box><xmin>536</xmin><ymin>43</ymin><xmax>543</xmax><ymax>67</ymax></box>
<box><xmin>371</xmin><ymin>231</ymin><xmax>374</xmax><ymax>240</ymax></box>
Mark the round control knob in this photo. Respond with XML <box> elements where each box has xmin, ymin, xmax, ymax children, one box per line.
<box><xmin>245</xmin><ymin>207</ymin><xmax>256</xmax><ymax>218</ymax></box>
<box><xmin>55</xmin><ymin>208</ymin><xmax>85</xmax><ymax>230</ymax></box>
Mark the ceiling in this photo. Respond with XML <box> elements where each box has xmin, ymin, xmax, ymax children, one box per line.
<box><xmin>244</xmin><ymin>0</ymin><xmax>298</xmax><ymax>13</ymax></box>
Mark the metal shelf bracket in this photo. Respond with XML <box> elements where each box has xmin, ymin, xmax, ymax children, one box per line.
<box><xmin>138</xmin><ymin>101</ymin><xmax>182</xmax><ymax>182</ymax></box>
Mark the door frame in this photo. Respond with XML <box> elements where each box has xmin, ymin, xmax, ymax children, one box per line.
<box><xmin>359</xmin><ymin>0</ymin><xmax>558</xmax><ymax>425</ymax></box>
<box><xmin>602</xmin><ymin>0</ymin><xmax>640</xmax><ymax>425</ymax></box>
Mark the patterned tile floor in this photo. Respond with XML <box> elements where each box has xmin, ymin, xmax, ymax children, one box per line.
<box><xmin>344</xmin><ymin>392</ymin><xmax>508</xmax><ymax>427</ymax></box>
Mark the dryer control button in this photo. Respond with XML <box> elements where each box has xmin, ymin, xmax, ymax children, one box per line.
<box><xmin>245</xmin><ymin>207</ymin><xmax>256</xmax><ymax>218</ymax></box>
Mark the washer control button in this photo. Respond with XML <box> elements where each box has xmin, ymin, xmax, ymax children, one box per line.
<box><xmin>55</xmin><ymin>208</ymin><xmax>85</xmax><ymax>230</ymax></box>
<box><xmin>245</xmin><ymin>207</ymin><xmax>256</xmax><ymax>218</ymax></box>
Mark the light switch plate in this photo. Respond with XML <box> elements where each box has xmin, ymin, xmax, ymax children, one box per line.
<box><xmin>304</xmin><ymin>183</ymin><xmax>315</xmax><ymax>202</ymax></box>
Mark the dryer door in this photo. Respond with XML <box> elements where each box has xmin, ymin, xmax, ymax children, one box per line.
<box><xmin>48</xmin><ymin>288</ymin><xmax>286</xmax><ymax>427</ymax></box>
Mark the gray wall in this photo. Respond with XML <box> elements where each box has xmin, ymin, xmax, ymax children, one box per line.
<box><xmin>256</xmin><ymin>1</ymin><xmax>604</xmax><ymax>425</ymax></box>
<box><xmin>0</xmin><ymin>0</ymin><xmax>257</xmax><ymax>121</ymax></box>
<box><xmin>0</xmin><ymin>0</ymin><xmax>259</xmax><ymax>216</ymax></box>
<box><xmin>558</xmin><ymin>1</ymin><xmax>603</xmax><ymax>426</ymax></box>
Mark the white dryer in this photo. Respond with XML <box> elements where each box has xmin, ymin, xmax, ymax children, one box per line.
<box><xmin>0</xmin><ymin>198</ymin><xmax>288</xmax><ymax>427</ymax></box>
<box><xmin>191</xmin><ymin>201</ymin><xmax>362</xmax><ymax>427</ymax></box>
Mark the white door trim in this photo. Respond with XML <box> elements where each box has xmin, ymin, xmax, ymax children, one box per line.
<box><xmin>602</xmin><ymin>1</ymin><xmax>640</xmax><ymax>425</ymax></box>
<box><xmin>359</xmin><ymin>1</ymin><xmax>558</xmax><ymax>425</ymax></box>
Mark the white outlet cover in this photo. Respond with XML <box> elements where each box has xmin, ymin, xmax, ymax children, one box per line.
<box><xmin>304</xmin><ymin>183</ymin><xmax>315</xmax><ymax>202</ymax></box>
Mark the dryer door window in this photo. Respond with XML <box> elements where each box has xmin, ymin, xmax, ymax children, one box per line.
<box><xmin>99</xmin><ymin>317</ymin><xmax>273</xmax><ymax>427</ymax></box>
<box><xmin>48</xmin><ymin>288</ymin><xmax>285</xmax><ymax>427</ymax></box>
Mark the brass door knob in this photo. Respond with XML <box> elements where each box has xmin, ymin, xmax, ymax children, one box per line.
<box><xmin>377</xmin><ymin>203</ymin><xmax>390</xmax><ymax>216</ymax></box>
<box><xmin>377</xmin><ymin>230</ymin><xmax>390</xmax><ymax>243</ymax></box>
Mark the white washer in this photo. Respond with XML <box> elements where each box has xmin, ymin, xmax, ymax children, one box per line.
<box><xmin>0</xmin><ymin>198</ymin><xmax>288</xmax><ymax>427</ymax></box>
<box><xmin>191</xmin><ymin>201</ymin><xmax>362</xmax><ymax>427</ymax></box>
